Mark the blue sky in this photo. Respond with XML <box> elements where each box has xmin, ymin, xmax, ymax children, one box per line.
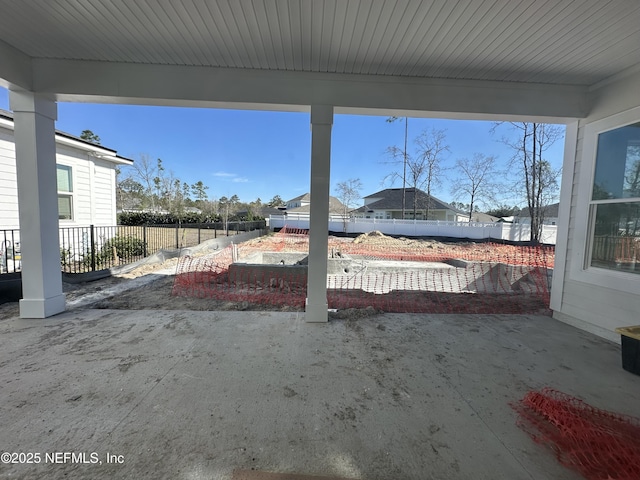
<box><xmin>0</xmin><ymin>87</ymin><xmax>565</xmax><ymax>208</ymax></box>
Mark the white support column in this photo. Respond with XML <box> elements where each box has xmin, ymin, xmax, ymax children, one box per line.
<box><xmin>306</xmin><ymin>105</ymin><xmax>333</xmax><ymax>323</ymax></box>
<box><xmin>10</xmin><ymin>91</ymin><xmax>66</xmax><ymax>318</ymax></box>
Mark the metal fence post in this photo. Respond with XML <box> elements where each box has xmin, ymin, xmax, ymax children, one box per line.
<box><xmin>90</xmin><ymin>224</ymin><xmax>96</xmax><ymax>272</ymax></box>
<box><xmin>198</xmin><ymin>225</ymin><xmax>201</xmax><ymax>245</ymax></box>
<box><xmin>143</xmin><ymin>225</ymin><xmax>148</xmax><ymax>257</ymax></box>
<box><xmin>175</xmin><ymin>223</ymin><xmax>179</xmax><ymax>249</ymax></box>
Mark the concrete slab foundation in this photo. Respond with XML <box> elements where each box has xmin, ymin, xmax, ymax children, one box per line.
<box><xmin>1</xmin><ymin>310</ymin><xmax>638</xmax><ymax>479</ymax></box>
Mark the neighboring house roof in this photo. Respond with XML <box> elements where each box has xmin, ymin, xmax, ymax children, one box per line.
<box><xmin>260</xmin><ymin>206</ymin><xmax>286</xmax><ymax>216</ymax></box>
<box><xmin>0</xmin><ymin>109</ymin><xmax>133</xmax><ymax>165</ymax></box>
<box><xmin>358</xmin><ymin>188</ymin><xmax>457</xmax><ymax>212</ymax></box>
<box><xmin>286</xmin><ymin>193</ymin><xmax>311</xmax><ymax>203</ymax></box>
<box><xmin>469</xmin><ymin>212</ymin><xmax>500</xmax><ymax>223</ymax></box>
<box><xmin>285</xmin><ymin>194</ymin><xmax>345</xmax><ymax>215</ymax></box>
<box><xmin>236</xmin><ymin>206</ymin><xmax>285</xmax><ymax>218</ymax></box>
<box><xmin>516</xmin><ymin>202</ymin><xmax>560</xmax><ymax>219</ymax></box>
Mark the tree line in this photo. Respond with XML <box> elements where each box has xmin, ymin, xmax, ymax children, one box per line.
<box><xmin>113</xmin><ymin>154</ymin><xmax>284</xmax><ymax>225</ymax></box>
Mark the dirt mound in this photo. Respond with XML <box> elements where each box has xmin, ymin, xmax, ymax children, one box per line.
<box><xmin>353</xmin><ymin>230</ymin><xmax>387</xmax><ymax>244</ymax></box>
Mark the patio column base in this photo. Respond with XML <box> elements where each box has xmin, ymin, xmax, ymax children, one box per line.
<box><xmin>19</xmin><ymin>295</ymin><xmax>66</xmax><ymax>319</ymax></box>
<box><xmin>305</xmin><ymin>298</ymin><xmax>328</xmax><ymax>323</ymax></box>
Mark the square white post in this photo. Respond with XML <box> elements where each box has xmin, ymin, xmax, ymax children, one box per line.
<box><xmin>305</xmin><ymin>105</ymin><xmax>333</xmax><ymax>323</ymax></box>
<box><xmin>10</xmin><ymin>91</ymin><xmax>66</xmax><ymax>318</ymax></box>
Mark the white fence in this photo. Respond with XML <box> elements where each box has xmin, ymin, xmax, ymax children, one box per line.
<box><xmin>269</xmin><ymin>214</ymin><xmax>557</xmax><ymax>244</ymax></box>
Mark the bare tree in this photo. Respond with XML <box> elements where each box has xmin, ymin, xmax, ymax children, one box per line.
<box><xmin>335</xmin><ymin>178</ymin><xmax>363</xmax><ymax>232</ymax></box>
<box><xmin>624</xmin><ymin>146</ymin><xmax>640</xmax><ymax>198</ymax></box>
<box><xmin>218</xmin><ymin>195</ymin><xmax>240</xmax><ymax>233</ymax></box>
<box><xmin>451</xmin><ymin>153</ymin><xmax>498</xmax><ymax>221</ymax></box>
<box><xmin>412</xmin><ymin>129</ymin><xmax>450</xmax><ymax>220</ymax></box>
<box><xmin>383</xmin><ymin>128</ymin><xmax>449</xmax><ymax>220</ymax></box>
<box><xmin>494</xmin><ymin>122</ymin><xmax>562</xmax><ymax>243</ymax></box>
<box><xmin>128</xmin><ymin>154</ymin><xmax>160</xmax><ymax>210</ymax></box>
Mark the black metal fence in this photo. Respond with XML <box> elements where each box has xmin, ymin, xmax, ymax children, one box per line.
<box><xmin>2</xmin><ymin>221</ymin><xmax>265</xmax><ymax>275</ymax></box>
<box><xmin>1</xmin><ymin>229</ymin><xmax>20</xmax><ymax>274</ymax></box>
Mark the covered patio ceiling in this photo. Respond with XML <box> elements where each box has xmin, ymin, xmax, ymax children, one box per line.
<box><xmin>1</xmin><ymin>0</ymin><xmax>639</xmax><ymax>118</ymax></box>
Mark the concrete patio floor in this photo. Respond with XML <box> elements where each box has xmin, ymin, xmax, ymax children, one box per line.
<box><xmin>0</xmin><ymin>309</ymin><xmax>638</xmax><ymax>480</ymax></box>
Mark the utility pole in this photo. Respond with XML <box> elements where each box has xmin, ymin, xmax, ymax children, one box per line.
<box><xmin>402</xmin><ymin>117</ymin><xmax>407</xmax><ymax>219</ymax></box>
<box><xmin>387</xmin><ymin>116</ymin><xmax>408</xmax><ymax>219</ymax></box>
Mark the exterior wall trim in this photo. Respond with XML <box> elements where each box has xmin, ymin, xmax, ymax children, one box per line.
<box><xmin>569</xmin><ymin>105</ymin><xmax>640</xmax><ymax>297</ymax></box>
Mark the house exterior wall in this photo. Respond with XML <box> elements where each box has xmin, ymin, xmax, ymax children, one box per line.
<box><xmin>287</xmin><ymin>200</ymin><xmax>309</xmax><ymax>209</ymax></box>
<box><xmin>553</xmin><ymin>69</ymin><xmax>640</xmax><ymax>340</ymax></box>
<box><xmin>356</xmin><ymin>209</ymin><xmax>459</xmax><ymax>221</ymax></box>
<box><xmin>0</xmin><ymin>123</ymin><xmax>119</xmax><ymax>230</ymax></box>
<box><xmin>0</xmin><ymin>127</ymin><xmax>19</xmax><ymax>229</ymax></box>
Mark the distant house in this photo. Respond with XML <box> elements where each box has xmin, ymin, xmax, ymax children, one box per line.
<box><xmin>0</xmin><ymin>109</ymin><xmax>132</xmax><ymax>230</ymax></box>
<box><xmin>514</xmin><ymin>203</ymin><xmax>560</xmax><ymax>226</ymax></box>
<box><xmin>469</xmin><ymin>212</ymin><xmax>500</xmax><ymax>223</ymax></box>
<box><xmin>284</xmin><ymin>193</ymin><xmax>346</xmax><ymax>216</ymax></box>
<box><xmin>352</xmin><ymin>188</ymin><xmax>467</xmax><ymax>221</ymax></box>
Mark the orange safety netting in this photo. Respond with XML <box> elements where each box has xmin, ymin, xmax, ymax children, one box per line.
<box><xmin>171</xmin><ymin>229</ymin><xmax>554</xmax><ymax>314</ymax></box>
<box><xmin>513</xmin><ymin>388</ymin><xmax>640</xmax><ymax>480</ymax></box>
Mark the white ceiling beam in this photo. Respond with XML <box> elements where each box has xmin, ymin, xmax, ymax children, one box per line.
<box><xmin>32</xmin><ymin>59</ymin><xmax>589</xmax><ymax>119</ymax></box>
<box><xmin>0</xmin><ymin>40</ymin><xmax>32</xmax><ymax>90</ymax></box>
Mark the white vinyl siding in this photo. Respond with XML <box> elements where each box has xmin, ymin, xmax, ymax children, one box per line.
<box><xmin>93</xmin><ymin>159</ymin><xmax>117</xmax><ymax>225</ymax></box>
<box><xmin>0</xmin><ymin>127</ymin><xmax>19</xmax><ymax>229</ymax></box>
<box><xmin>0</xmin><ymin>124</ymin><xmax>122</xmax><ymax>230</ymax></box>
<box><xmin>554</xmin><ymin>69</ymin><xmax>640</xmax><ymax>340</ymax></box>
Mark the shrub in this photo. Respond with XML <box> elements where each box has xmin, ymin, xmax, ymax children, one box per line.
<box><xmin>102</xmin><ymin>234</ymin><xmax>146</xmax><ymax>258</ymax></box>
<box><xmin>81</xmin><ymin>234</ymin><xmax>147</xmax><ymax>270</ymax></box>
<box><xmin>60</xmin><ymin>248</ymin><xmax>72</xmax><ymax>268</ymax></box>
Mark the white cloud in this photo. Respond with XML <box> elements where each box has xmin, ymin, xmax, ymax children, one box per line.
<box><xmin>212</xmin><ymin>171</ymin><xmax>250</xmax><ymax>183</ymax></box>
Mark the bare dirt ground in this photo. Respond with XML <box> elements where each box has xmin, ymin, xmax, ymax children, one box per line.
<box><xmin>0</xmin><ymin>233</ymin><xmax>553</xmax><ymax>320</ymax></box>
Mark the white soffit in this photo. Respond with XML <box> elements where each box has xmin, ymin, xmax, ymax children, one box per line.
<box><xmin>0</xmin><ymin>0</ymin><xmax>639</xmax><ymax>87</ymax></box>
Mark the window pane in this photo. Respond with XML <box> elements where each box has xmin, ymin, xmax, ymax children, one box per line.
<box><xmin>592</xmin><ymin>122</ymin><xmax>640</xmax><ymax>200</ymax></box>
<box><xmin>57</xmin><ymin>165</ymin><xmax>72</xmax><ymax>192</ymax></box>
<box><xmin>58</xmin><ymin>195</ymin><xmax>72</xmax><ymax>220</ymax></box>
<box><xmin>590</xmin><ymin>202</ymin><xmax>640</xmax><ymax>274</ymax></box>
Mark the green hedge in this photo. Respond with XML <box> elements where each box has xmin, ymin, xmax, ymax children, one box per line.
<box><xmin>117</xmin><ymin>211</ymin><xmax>220</xmax><ymax>225</ymax></box>
<box><xmin>118</xmin><ymin>211</ymin><xmax>265</xmax><ymax>226</ymax></box>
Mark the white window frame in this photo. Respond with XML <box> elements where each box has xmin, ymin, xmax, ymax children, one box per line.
<box><xmin>57</xmin><ymin>163</ymin><xmax>74</xmax><ymax>222</ymax></box>
<box><xmin>571</xmin><ymin>106</ymin><xmax>640</xmax><ymax>296</ymax></box>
